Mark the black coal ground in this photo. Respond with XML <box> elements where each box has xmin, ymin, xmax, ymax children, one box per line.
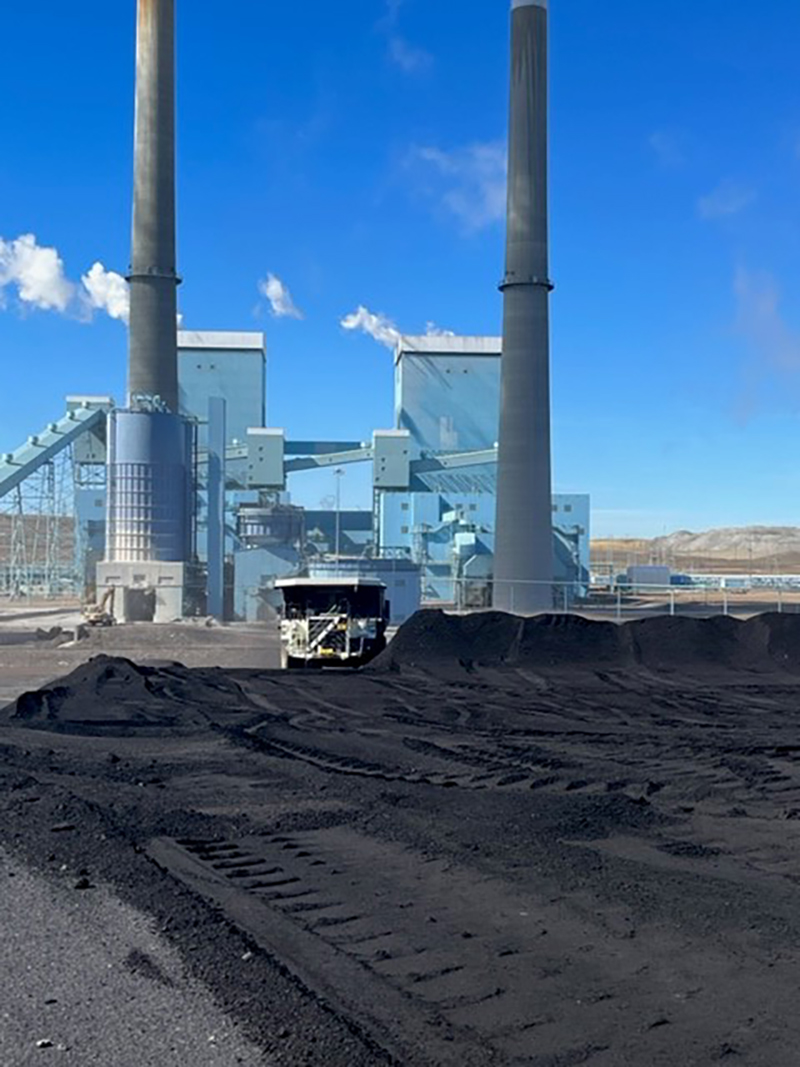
<box><xmin>4</xmin><ymin>612</ymin><xmax>800</xmax><ymax>1064</ymax></box>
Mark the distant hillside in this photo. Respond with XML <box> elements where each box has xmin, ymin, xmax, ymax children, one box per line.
<box><xmin>652</xmin><ymin>527</ymin><xmax>800</xmax><ymax>560</ymax></box>
<box><xmin>591</xmin><ymin>527</ymin><xmax>800</xmax><ymax>573</ymax></box>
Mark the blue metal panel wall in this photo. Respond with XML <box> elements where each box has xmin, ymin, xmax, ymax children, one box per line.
<box><xmin>178</xmin><ymin>348</ymin><xmax>265</xmax><ymax>448</ymax></box>
<box><xmin>75</xmin><ymin>487</ymin><xmax>107</xmax><ymax>593</ymax></box>
<box><xmin>552</xmin><ymin>494</ymin><xmax>591</xmax><ymax>578</ymax></box>
<box><xmin>233</xmin><ymin>546</ymin><xmax>299</xmax><ymax>621</ymax></box>
<box><xmin>397</xmin><ymin>353</ymin><xmax>500</xmax><ymax>454</ymax></box>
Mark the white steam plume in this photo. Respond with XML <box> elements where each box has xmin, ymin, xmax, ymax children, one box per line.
<box><xmin>425</xmin><ymin>321</ymin><xmax>455</xmax><ymax>337</ymax></box>
<box><xmin>81</xmin><ymin>263</ymin><xmax>130</xmax><ymax>324</ymax></box>
<box><xmin>258</xmin><ymin>273</ymin><xmax>304</xmax><ymax>319</ymax></box>
<box><xmin>340</xmin><ymin>305</ymin><xmax>401</xmax><ymax>350</ymax></box>
<box><xmin>0</xmin><ymin>234</ymin><xmax>137</xmax><ymax>325</ymax></box>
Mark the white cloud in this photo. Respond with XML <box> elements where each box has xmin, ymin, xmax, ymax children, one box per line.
<box><xmin>697</xmin><ymin>180</ymin><xmax>756</xmax><ymax>220</ymax></box>
<box><xmin>81</xmin><ymin>262</ymin><xmax>130</xmax><ymax>324</ymax></box>
<box><xmin>0</xmin><ymin>234</ymin><xmax>190</xmax><ymax>328</ymax></box>
<box><xmin>258</xmin><ymin>272</ymin><xmax>304</xmax><ymax>320</ymax></box>
<box><xmin>0</xmin><ymin>234</ymin><xmax>75</xmax><ymax>312</ymax></box>
<box><xmin>410</xmin><ymin>142</ymin><xmax>507</xmax><ymax>232</ymax></box>
<box><xmin>340</xmin><ymin>305</ymin><xmax>401</xmax><ymax>350</ymax></box>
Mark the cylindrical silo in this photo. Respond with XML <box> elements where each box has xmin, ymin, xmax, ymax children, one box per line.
<box><xmin>106</xmin><ymin>410</ymin><xmax>192</xmax><ymax>563</ymax></box>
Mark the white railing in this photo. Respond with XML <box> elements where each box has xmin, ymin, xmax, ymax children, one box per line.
<box><xmin>442</xmin><ymin>579</ymin><xmax>799</xmax><ymax>621</ymax></box>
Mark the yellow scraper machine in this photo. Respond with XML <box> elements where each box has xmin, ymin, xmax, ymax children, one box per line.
<box><xmin>276</xmin><ymin>577</ymin><xmax>389</xmax><ymax>669</ymax></box>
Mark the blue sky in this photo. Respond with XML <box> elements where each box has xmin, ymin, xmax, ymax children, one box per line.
<box><xmin>3</xmin><ymin>0</ymin><xmax>800</xmax><ymax>536</ymax></box>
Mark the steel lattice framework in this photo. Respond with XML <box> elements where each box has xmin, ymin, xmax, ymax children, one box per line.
<box><xmin>0</xmin><ymin>446</ymin><xmax>78</xmax><ymax>598</ymax></box>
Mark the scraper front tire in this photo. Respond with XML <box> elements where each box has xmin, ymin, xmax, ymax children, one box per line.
<box><xmin>281</xmin><ymin>649</ymin><xmax>305</xmax><ymax>670</ymax></box>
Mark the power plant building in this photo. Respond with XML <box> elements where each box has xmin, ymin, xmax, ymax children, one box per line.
<box><xmin>0</xmin><ymin>0</ymin><xmax>590</xmax><ymax>619</ymax></box>
<box><xmin>178</xmin><ymin>331</ymin><xmax>266</xmax><ymax>448</ymax></box>
<box><xmin>380</xmin><ymin>335</ymin><xmax>589</xmax><ymax>603</ymax></box>
<box><xmin>395</xmin><ymin>335</ymin><xmax>502</xmax><ymax>454</ymax></box>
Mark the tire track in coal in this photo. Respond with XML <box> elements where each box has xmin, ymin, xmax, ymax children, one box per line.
<box><xmin>152</xmin><ymin>829</ymin><xmax>643</xmax><ymax>1066</ymax></box>
<box><xmin>150</xmin><ymin>834</ymin><xmax>504</xmax><ymax>1066</ymax></box>
<box><xmin>237</xmin><ymin>727</ymin><xmax>607</xmax><ymax>796</ymax></box>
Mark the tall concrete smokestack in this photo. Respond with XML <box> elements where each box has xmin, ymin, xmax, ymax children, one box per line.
<box><xmin>493</xmin><ymin>0</ymin><xmax>554</xmax><ymax>614</ymax></box>
<box><xmin>128</xmin><ymin>0</ymin><xmax>179</xmax><ymax>412</ymax></box>
<box><xmin>97</xmin><ymin>0</ymin><xmax>191</xmax><ymax>622</ymax></box>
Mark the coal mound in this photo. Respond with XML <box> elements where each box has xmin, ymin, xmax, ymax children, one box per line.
<box><xmin>517</xmin><ymin>614</ymin><xmax>633</xmax><ymax>669</ymax></box>
<box><xmin>372</xmin><ymin>611</ymin><xmax>525</xmax><ymax>672</ymax></box>
<box><xmin>629</xmin><ymin>615</ymin><xmax>744</xmax><ymax>672</ymax></box>
<box><xmin>371</xmin><ymin>610</ymin><xmax>800</xmax><ymax>675</ymax></box>
<box><xmin>2</xmin><ymin>655</ymin><xmax>258</xmax><ymax>734</ymax></box>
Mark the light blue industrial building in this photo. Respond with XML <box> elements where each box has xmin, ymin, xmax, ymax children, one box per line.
<box><xmin>2</xmin><ymin>330</ymin><xmax>589</xmax><ymax>616</ymax></box>
<box><xmin>178</xmin><ymin>331</ymin><xmax>266</xmax><ymax>448</ymax></box>
<box><xmin>178</xmin><ymin>331</ymin><xmax>266</xmax><ymax>565</ymax></box>
<box><xmin>379</xmin><ymin>336</ymin><xmax>590</xmax><ymax>603</ymax></box>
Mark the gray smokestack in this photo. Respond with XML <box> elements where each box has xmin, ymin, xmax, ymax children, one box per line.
<box><xmin>127</xmin><ymin>0</ymin><xmax>179</xmax><ymax>412</ymax></box>
<box><xmin>493</xmin><ymin>0</ymin><xmax>554</xmax><ymax>614</ymax></box>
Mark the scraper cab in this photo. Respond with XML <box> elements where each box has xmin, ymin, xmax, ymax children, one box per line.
<box><xmin>276</xmin><ymin>578</ymin><xmax>389</xmax><ymax>669</ymax></box>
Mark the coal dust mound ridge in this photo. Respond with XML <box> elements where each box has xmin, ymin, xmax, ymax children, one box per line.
<box><xmin>371</xmin><ymin>610</ymin><xmax>800</xmax><ymax>675</ymax></box>
<box><xmin>1</xmin><ymin>655</ymin><xmax>258</xmax><ymax>733</ymax></box>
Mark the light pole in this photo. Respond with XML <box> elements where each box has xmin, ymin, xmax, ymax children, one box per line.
<box><xmin>334</xmin><ymin>468</ymin><xmax>344</xmax><ymax>572</ymax></box>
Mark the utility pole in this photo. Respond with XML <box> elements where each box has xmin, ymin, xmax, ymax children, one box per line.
<box><xmin>334</xmin><ymin>468</ymin><xmax>344</xmax><ymax>573</ymax></box>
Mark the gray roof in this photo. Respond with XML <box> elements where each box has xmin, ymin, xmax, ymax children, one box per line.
<box><xmin>178</xmin><ymin>330</ymin><xmax>265</xmax><ymax>352</ymax></box>
<box><xmin>276</xmin><ymin>577</ymin><xmax>386</xmax><ymax>589</ymax></box>
<box><xmin>395</xmin><ymin>335</ymin><xmax>502</xmax><ymax>365</ymax></box>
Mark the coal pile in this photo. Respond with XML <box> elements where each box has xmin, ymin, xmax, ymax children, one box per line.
<box><xmin>372</xmin><ymin>609</ymin><xmax>800</xmax><ymax>675</ymax></box>
<box><xmin>2</xmin><ymin>655</ymin><xmax>257</xmax><ymax>734</ymax></box>
<box><xmin>372</xmin><ymin>611</ymin><xmax>526</xmax><ymax>672</ymax></box>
